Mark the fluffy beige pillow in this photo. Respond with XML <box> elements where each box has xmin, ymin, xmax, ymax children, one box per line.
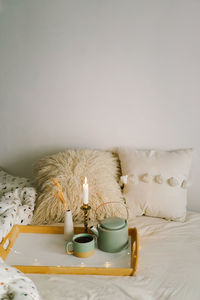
<box><xmin>32</xmin><ymin>150</ymin><xmax>124</xmax><ymax>224</ymax></box>
<box><xmin>118</xmin><ymin>148</ymin><xmax>193</xmax><ymax>222</ymax></box>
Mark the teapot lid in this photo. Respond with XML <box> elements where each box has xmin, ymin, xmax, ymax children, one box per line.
<box><xmin>100</xmin><ymin>217</ymin><xmax>126</xmax><ymax>230</ymax></box>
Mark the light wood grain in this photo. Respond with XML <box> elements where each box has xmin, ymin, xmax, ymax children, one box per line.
<box><xmin>0</xmin><ymin>225</ymin><xmax>20</xmax><ymax>261</ymax></box>
<box><xmin>13</xmin><ymin>265</ymin><xmax>134</xmax><ymax>276</ymax></box>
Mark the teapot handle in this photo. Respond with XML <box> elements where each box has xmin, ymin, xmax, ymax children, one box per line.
<box><xmin>95</xmin><ymin>201</ymin><xmax>129</xmax><ymax>222</ymax></box>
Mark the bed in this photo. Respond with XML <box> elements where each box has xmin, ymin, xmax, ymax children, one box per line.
<box><xmin>1</xmin><ymin>210</ymin><xmax>199</xmax><ymax>300</ymax></box>
<box><xmin>0</xmin><ymin>149</ymin><xmax>200</xmax><ymax>300</ymax></box>
<box><xmin>25</xmin><ymin>211</ymin><xmax>200</xmax><ymax>300</ymax></box>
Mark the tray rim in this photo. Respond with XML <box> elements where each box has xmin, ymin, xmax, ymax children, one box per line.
<box><xmin>0</xmin><ymin>225</ymin><xmax>138</xmax><ymax>276</ymax></box>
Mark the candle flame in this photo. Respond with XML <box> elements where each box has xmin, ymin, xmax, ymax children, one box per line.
<box><xmin>84</xmin><ymin>177</ymin><xmax>87</xmax><ymax>184</ymax></box>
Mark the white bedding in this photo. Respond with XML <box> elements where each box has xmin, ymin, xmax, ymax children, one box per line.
<box><xmin>0</xmin><ymin>187</ymin><xmax>36</xmax><ymax>243</ymax></box>
<box><xmin>0</xmin><ymin>169</ymin><xmax>39</xmax><ymax>299</ymax></box>
<box><xmin>0</xmin><ymin>258</ymin><xmax>41</xmax><ymax>300</ymax></box>
<box><xmin>27</xmin><ymin>211</ymin><xmax>200</xmax><ymax>300</ymax></box>
<box><xmin>0</xmin><ymin>169</ymin><xmax>36</xmax><ymax>242</ymax></box>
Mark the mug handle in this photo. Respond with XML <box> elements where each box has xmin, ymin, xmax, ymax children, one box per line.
<box><xmin>66</xmin><ymin>241</ymin><xmax>73</xmax><ymax>255</ymax></box>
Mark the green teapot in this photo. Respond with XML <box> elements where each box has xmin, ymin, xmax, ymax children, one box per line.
<box><xmin>90</xmin><ymin>202</ymin><xmax>129</xmax><ymax>253</ymax></box>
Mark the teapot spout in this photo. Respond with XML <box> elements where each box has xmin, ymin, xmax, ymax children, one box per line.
<box><xmin>90</xmin><ymin>226</ymin><xmax>99</xmax><ymax>238</ymax></box>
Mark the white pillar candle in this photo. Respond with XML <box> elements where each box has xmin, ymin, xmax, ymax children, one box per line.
<box><xmin>83</xmin><ymin>177</ymin><xmax>89</xmax><ymax>205</ymax></box>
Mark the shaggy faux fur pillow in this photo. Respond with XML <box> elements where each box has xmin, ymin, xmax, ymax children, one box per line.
<box><xmin>32</xmin><ymin>150</ymin><xmax>124</xmax><ymax>224</ymax></box>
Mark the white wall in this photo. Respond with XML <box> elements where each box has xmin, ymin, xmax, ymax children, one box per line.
<box><xmin>0</xmin><ymin>0</ymin><xmax>200</xmax><ymax>211</ymax></box>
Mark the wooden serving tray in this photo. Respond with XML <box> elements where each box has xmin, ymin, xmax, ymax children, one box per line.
<box><xmin>0</xmin><ymin>225</ymin><xmax>138</xmax><ymax>276</ymax></box>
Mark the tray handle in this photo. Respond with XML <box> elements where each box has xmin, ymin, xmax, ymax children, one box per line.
<box><xmin>0</xmin><ymin>225</ymin><xmax>20</xmax><ymax>261</ymax></box>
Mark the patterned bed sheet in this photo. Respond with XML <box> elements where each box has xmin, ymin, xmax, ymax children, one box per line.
<box><xmin>0</xmin><ymin>169</ymin><xmax>36</xmax><ymax>243</ymax></box>
<box><xmin>0</xmin><ymin>258</ymin><xmax>41</xmax><ymax>300</ymax></box>
<box><xmin>0</xmin><ymin>169</ymin><xmax>41</xmax><ymax>299</ymax></box>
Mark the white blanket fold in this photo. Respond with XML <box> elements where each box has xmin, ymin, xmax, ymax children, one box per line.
<box><xmin>0</xmin><ymin>187</ymin><xmax>36</xmax><ymax>242</ymax></box>
<box><xmin>0</xmin><ymin>259</ymin><xmax>41</xmax><ymax>300</ymax></box>
<box><xmin>0</xmin><ymin>183</ymin><xmax>41</xmax><ymax>299</ymax></box>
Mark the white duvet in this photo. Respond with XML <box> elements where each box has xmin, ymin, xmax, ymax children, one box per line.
<box><xmin>0</xmin><ymin>187</ymin><xmax>36</xmax><ymax>242</ymax></box>
<box><xmin>0</xmin><ymin>169</ymin><xmax>40</xmax><ymax>299</ymax></box>
<box><xmin>0</xmin><ymin>258</ymin><xmax>41</xmax><ymax>300</ymax></box>
<box><xmin>27</xmin><ymin>211</ymin><xmax>200</xmax><ymax>300</ymax></box>
<box><xmin>0</xmin><ymin>169</ymin><xmax>36</xmax><ymax>242</ymax></box>
<box><xmin>0</xmin><ymin>190</ymin><xmax>41</xmax><ymax>299</ymax></box>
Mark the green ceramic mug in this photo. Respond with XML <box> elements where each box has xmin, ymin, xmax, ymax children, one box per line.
<box><xmin>66</xmin><ymin>233</ymin><xmax>95</xmax><ymax>258</ymax></box>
